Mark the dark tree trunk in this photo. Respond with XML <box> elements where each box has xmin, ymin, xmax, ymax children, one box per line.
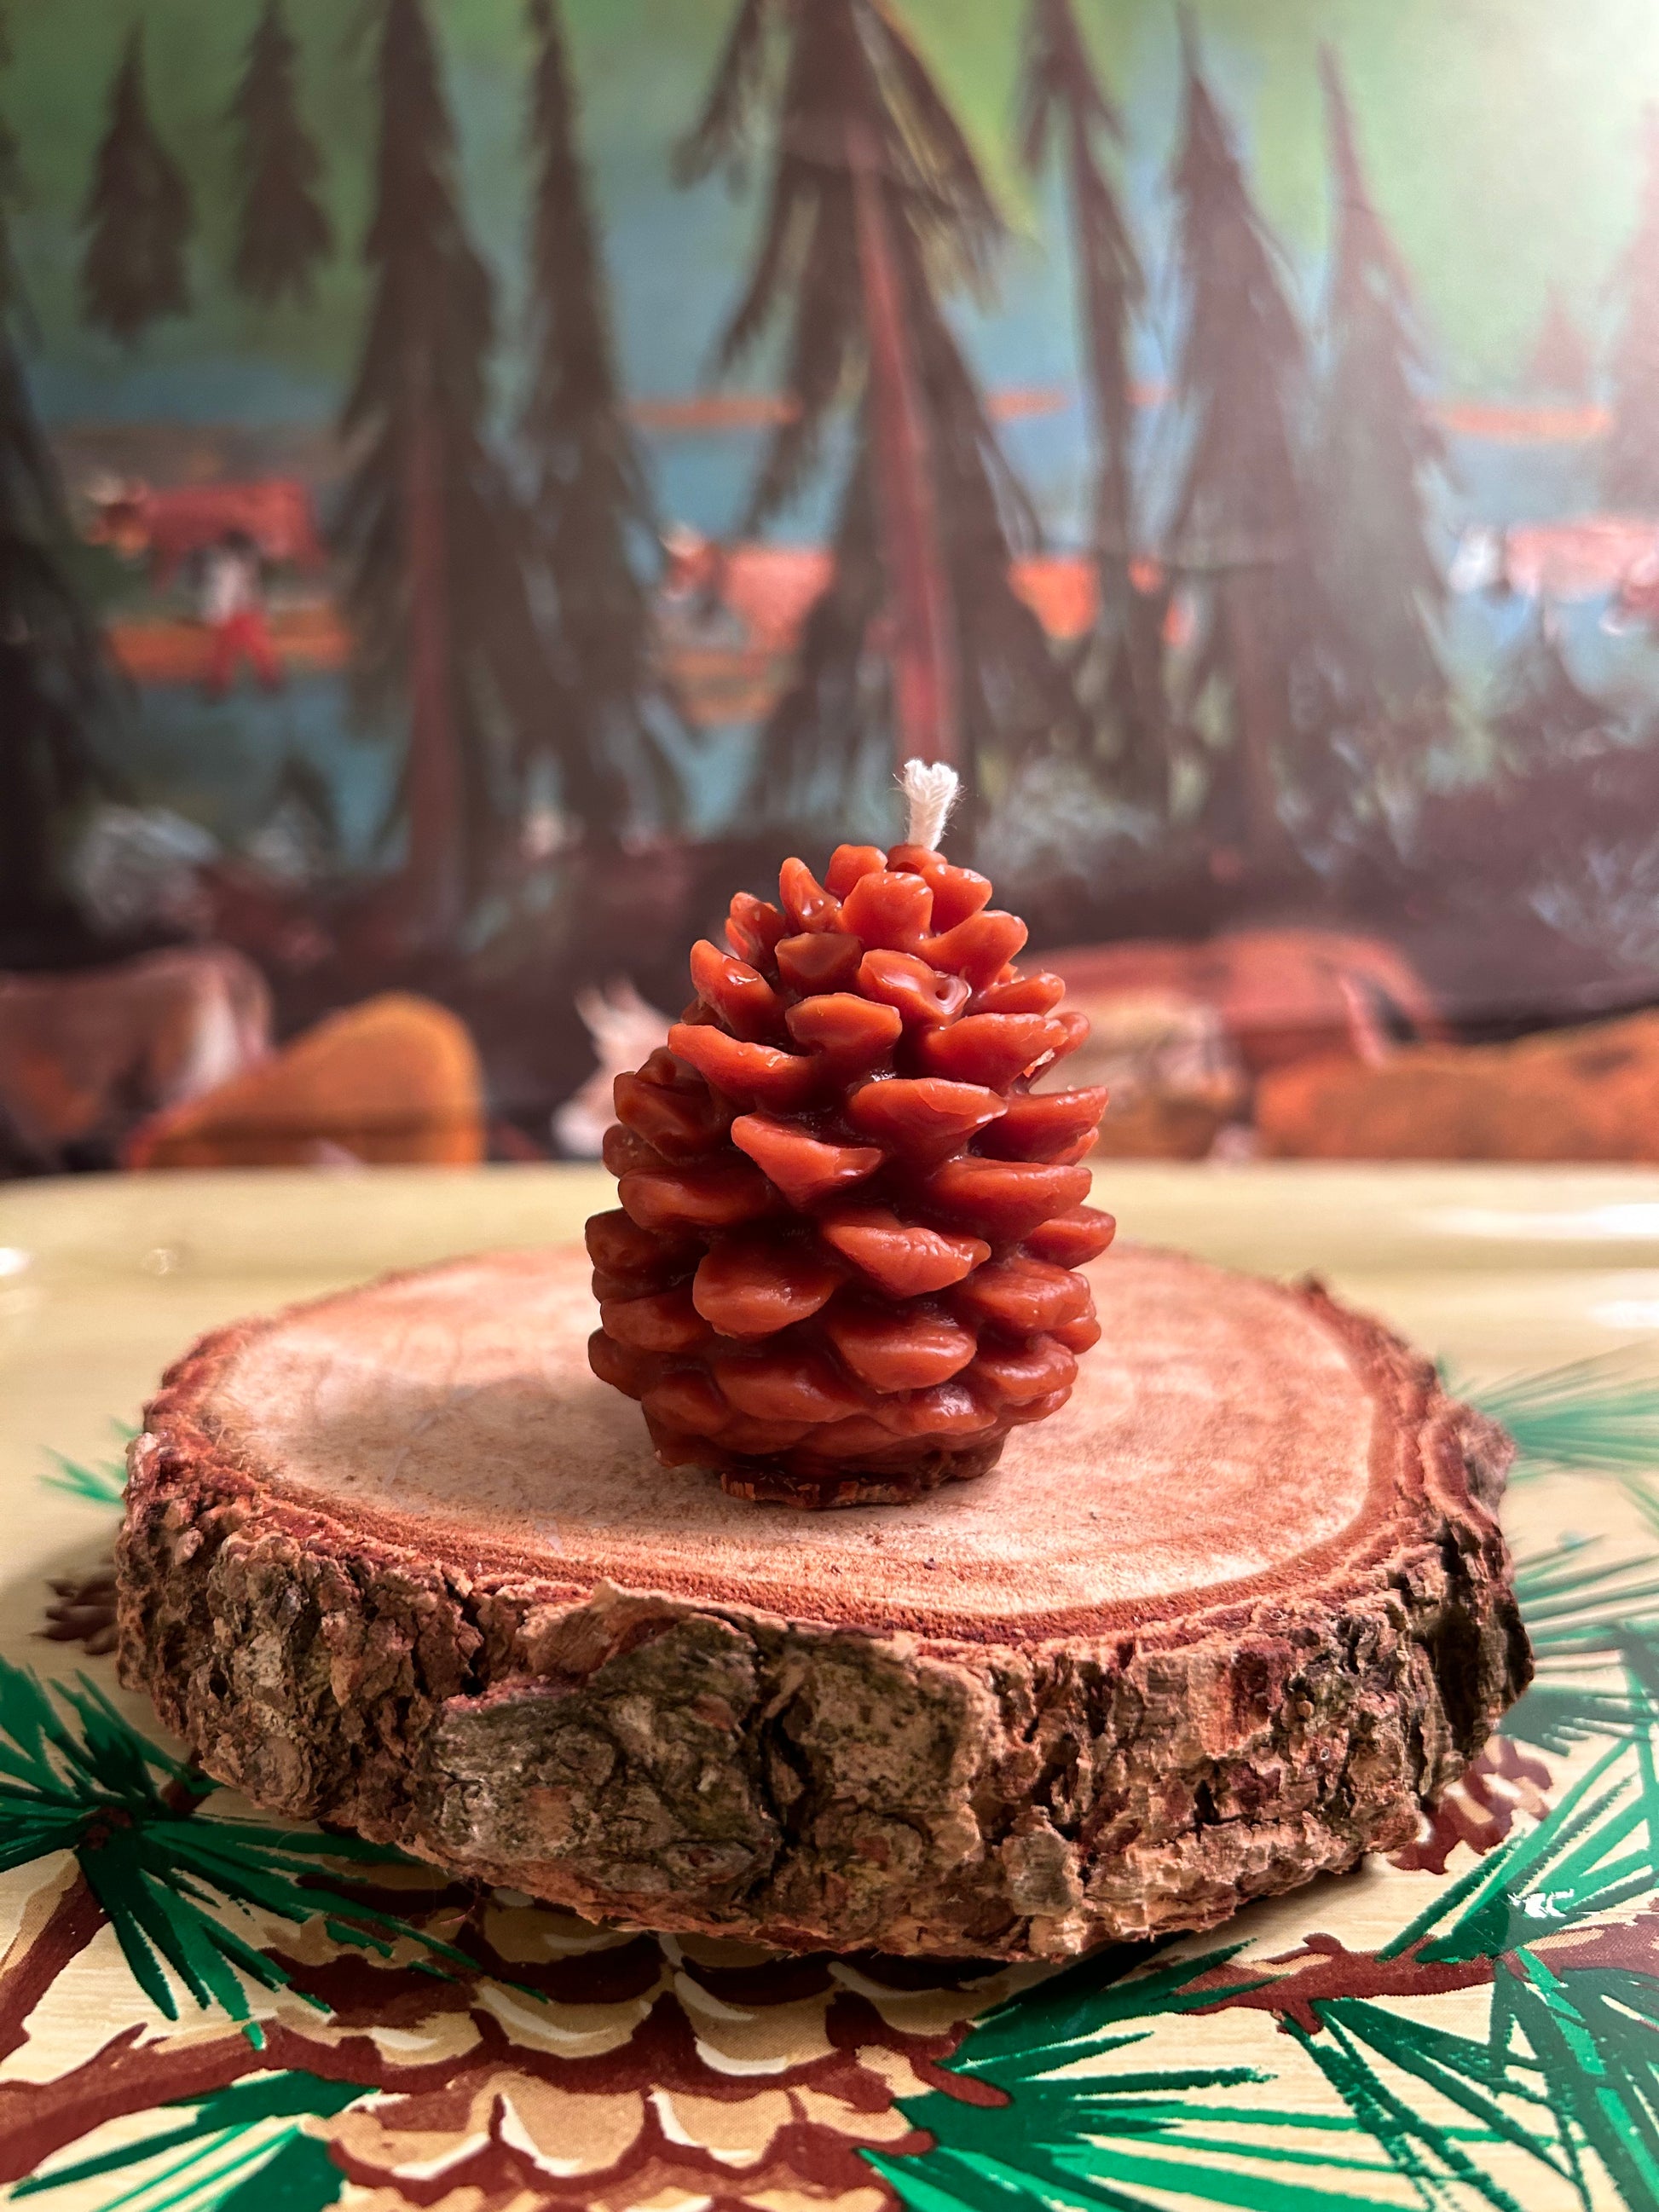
<box><xmin>1221</xmin><ymin>569</ymin><xmax>1292</xmax><ymax>866</ymax></box>
<box><xmin>1313</xmin><ymin>46</ymin><xmax>1447</xmax><ymax>777</ymax></box>
<box><xmin>847</xmin><ymin>118</ymin><xmax>957</xmax><ymax>769</ymax></box>
<box><xmin>402</xmin><ymin>384</ymin><xmax>460</xmax><ymax>939</ymax></box>
<box><xmin>1064</xmin><ymin>118</ymin><xmax>1130</xmax><ymax>575</ymax></box>
<box><xmin>1019</xmin><ymin>0</ymin><xmax>1158</xmax><ymax>813</ymax></box>
<box><xmin>1167</xmin><ymin>22</ymin><xmax>1321</xmax><ymax>875</ymax></box>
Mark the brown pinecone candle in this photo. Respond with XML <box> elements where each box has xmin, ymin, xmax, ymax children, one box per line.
<box><xmin>586</xmin><ymin>763</ymin><xmax>1115</xmax><ymax>1507</ymax></box>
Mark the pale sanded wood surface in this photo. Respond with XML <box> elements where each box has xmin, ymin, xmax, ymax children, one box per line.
<box><xmin>186</xmin><ymin>1242</ymin><xmax>1379</xmax><ymax>1633</ymax></box>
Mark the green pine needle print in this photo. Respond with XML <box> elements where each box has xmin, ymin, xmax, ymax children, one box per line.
<box><xmin>1499</xmin><ymin>1540</ymin><xmax>1659</xmax><ymax>1750</ymax></box>
<box><xmin>876</xmin><ymin>1372</ymin><xmax>1659</xmax><ymax>2212</ymax></box>
<box><xmin>1467</xmin><ymin>1354</ymin><xmax>1659</xmax><ymax>1474</ymax></box>
<box><xmin>1511</xmin><ymin>1548</ymin><xmax>1659</xmax><ymax>1690</ymax></box>
<box><xmin>870</xmin><ymin>1939</ymin><xmax>1385</xmax><ymax>2212</ymax></box>
<box><xmin>1460</xmin><ymin>1354</ymin><xmax>1659</xmax><ymax>1544</ymax></box>
<box><xmin>15</xmin><ymin>2071</ymin><xmax>367</xmax><ymax>2211</ymax></box>
<box><xmin>0</xmin><ymin>1655</ymin><xmax>471</xmax><ymax>2042</ymax></box>
<box><xmin>40</xmin><ymin>1445</ymin><xmax>129</xmax><ymax>1508</ymax></box>
<box><xmin>880</xmin><ymin>1711</ymin><xmax>1659</xmax><ymax>2210</ymax></box>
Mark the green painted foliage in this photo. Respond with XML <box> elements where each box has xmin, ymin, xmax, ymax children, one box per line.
<box><xmin>875</xmin><ymin>1362</ymin><xmax>1659</xmax><ymax>2211</ymax></box>
<box><xmin>17</xmin><ymin>2071</ymin><xmax>367</xmax><ymax>2210</ymax></box>
<box><xmin>40</xmin><ymin>1444</ymin><xmax>129</xmax><ymax>1506</ymax></box>
<box><xmin>0</xmin><ymin>1655</ymin><xmax>470</xmax><ymax>2040</ymax></box>
<box><xmin>1466</xmin><ymin>1354</ymin><xmax>1659</xmax><ymax>1481</ymax></box>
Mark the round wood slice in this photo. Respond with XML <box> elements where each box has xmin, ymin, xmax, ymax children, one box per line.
<box><xmin>117</xmin><ymin>1242</ymin><xmax>1529</xmax><ymax>1962</ymax></box>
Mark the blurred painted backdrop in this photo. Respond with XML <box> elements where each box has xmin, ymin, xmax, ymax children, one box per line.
<box><xmin>9</xmin><ymin>0</ymin><xmax>1659</xmax><ymax>1173</ymax></box>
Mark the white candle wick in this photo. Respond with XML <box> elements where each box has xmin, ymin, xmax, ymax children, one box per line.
<box><xmin>898</xmin><ymin>759</ymin><xmax>960</xmax><ymax>852</ymax></box>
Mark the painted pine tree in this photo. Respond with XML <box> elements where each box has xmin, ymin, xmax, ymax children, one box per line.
<box><xmin>227</xmin><ymin>0</ymin><xmax>332</xmax><ymax>309</ymax></box>
<box><xmin>1606</xmin><ymin>106</ymin><xmax>1659</xmax><ymax>507</ymax></box>
<box><xmin>1313</xmin><ymin>49</ymin><xmax>1448</xmax><ymax>765</ymax></box>
<box><xmin>1018</xmin><ymin>0</ymin><xmax>1165</xmax><ymax>816</ymax></box>
<box><xmin>1166</xmin><ymin>20</ymin><xmax>1322</xmax><ymax>869</ymax></box>
<box><xmin>521</xmin><ymin>0</ymin><xmax>685</xmax><ymax>846</ymax></box>
<box><xmin>334</xmin><ymin>0</ymin><xmax>544</xmax><ymax>942</ymax></box>
<box><xmin>1492</xmin><ymin>609</ymin><xmax>1610</xmax><ymax>771</ymax></box>
<box><xmin>679</xmin><ymin>0</ymin><xmax>1079</xmax><ymax>831</ymax></box>
<box><xmin>0</xmin><ymin>29</ymin><xmax>117</xmax><ymax>960</ymax></box>
<box><xmin>78</xmin><ymin>29</ymin><xmax>194</xmax><ymax>346</ymax></box>
<box><xmin>1528</xmin><ymin>282</ymin><xmax>1594</xmax><ymax>398</ymax></box>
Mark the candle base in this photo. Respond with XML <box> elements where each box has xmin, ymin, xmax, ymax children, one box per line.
<box><xmin>713</xmin><ymin>1433</ymin><xmax>1005</xmax><ymax>1508</ymax></box>
<box><xmin>118</xmin><ymin>1239</ymin><xmax>1530</xmax><ymax>1962</ymax></box>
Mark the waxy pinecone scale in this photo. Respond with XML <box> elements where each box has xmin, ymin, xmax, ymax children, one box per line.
<box><xmin>587</xmin><ymin>840</ymin><xmax>1114</xmax><ymax>1507</ymax></box>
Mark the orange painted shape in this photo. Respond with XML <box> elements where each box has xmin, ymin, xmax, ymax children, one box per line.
<box><xmin>124</xmin><ymin>992</ymin><xmax>483</xmax><ymax>1169</ymax></box>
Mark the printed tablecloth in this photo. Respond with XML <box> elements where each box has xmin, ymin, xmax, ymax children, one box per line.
<box><xmin>3</xmin><ymin>1163</ymin><xmax>1657</xmax><ymax>2212</ymax></box>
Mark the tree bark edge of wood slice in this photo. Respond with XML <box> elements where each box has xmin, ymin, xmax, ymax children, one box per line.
<box><xmin>115</xmin><ymin>1240</ymin><xmax>1530</xmax><ymax>1963</ymax></box>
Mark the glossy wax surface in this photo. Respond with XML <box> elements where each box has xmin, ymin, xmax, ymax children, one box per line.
<box><xmin>587</xmin><ymin>840</ymin><xmax>1116</xmax><ymax>1501</ymax></box>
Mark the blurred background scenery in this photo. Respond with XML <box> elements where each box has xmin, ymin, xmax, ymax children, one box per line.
<box><xmin>9</xmin><ymin>0</ymin><xmax>1659</xmax><ymax>1175</ymax></box>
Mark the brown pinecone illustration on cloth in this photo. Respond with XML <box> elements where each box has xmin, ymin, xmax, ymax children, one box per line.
<box><xmin>586</xmin><ymin>765</ymin><xmax>1114</xmax><ymax>1507</ymax></box>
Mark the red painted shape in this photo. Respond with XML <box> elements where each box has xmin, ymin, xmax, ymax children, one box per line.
<box><xmin>86</xmin><ymin>476</ymin><xmax>327</xmax><ymax>580</ymax></box>
<box><xmin>1390</xmin><ymin>1738</ymin><xmax>1552</xmax><ymax>1876</ymax></box>
<box><xmin>1186</xmin><ymin>1933</ymin><xmax>1495</xmax><ymax>2036</ymax></box>
<box><xmin>1544</xmin><ymin>1906</ymin><xmax>1659</xmax><ymax>1978</ymax></box>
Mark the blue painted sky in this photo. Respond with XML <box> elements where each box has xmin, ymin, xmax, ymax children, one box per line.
<box><xmin>8</xmin><ymin>0</ymin><xmax>1658</xmax><ymax>556</ymax></box>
